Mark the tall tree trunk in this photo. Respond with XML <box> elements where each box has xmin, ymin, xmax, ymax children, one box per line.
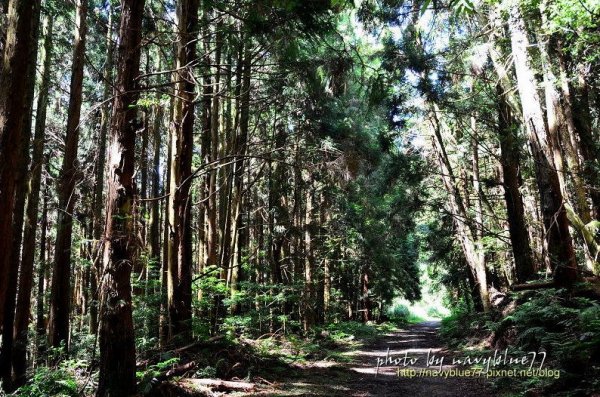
<box><xmin>321</xmin><ymin>191</ymin><xmax>331</xmax><ymax>322</ymax></box>
<box><xmin>302</xmin><ymin>184</ymin><xmax>316</xmax><ymax>331</ymax></box>
<box><xmin>209</xmin><ymin>18</ymin><xmax>223</xmax><ymax>334</ymax></box>
<box><xmin>471</xmin><ymin>115</ymin><xmax>487</xmax><ymax>293</ymax></box>
<box><xmin>429</xmin><ymin>108</ymin><xmax>490</xmax><ymax>312</ymax></box>
<box><xmin>90</xmin><ymin>5</ymin><xmax>114</xmax><ymax>335</ymax></box>
<box><xmin>12</xmin><ymin>12</ymin><xmax>52</xmax><ymax>386</ymax></box>
<box><xmin>134</xmin><ymin>108</ymin><xmax>149</xmax><ymax>292</ymax></box>
<box><xmin>96</xmin><ymin>0</ymin><xmax>145</xmax><ymax>394</ymax></box>
<box><xmin>148</xmin><ymin>92</ymin><xmax>163</xmax><ymax>339</ymax></box>
<box><xmin>198</xmin><ymin>5</ymin><xmax>212</xmax><ymax>293</ymax></box>
<box><xmin>36</xmin><ymin>182</ymin><xmax>49</xmax><ymax>363</ymax></box>
<box><xmin>0</xmin><ymin>0</ymin><xmax>39</xmax><ymax>347</ymax></box>
<box><xmin>49</xmin><ymin>0</ymin><xmax>88</xmax><ymax>350</ymax></box>
<box><xmin>167</xmin><ymin>0</ymin><xmax>199</xmax><ymax>344</ymax></box>
<box><xmin>219</xmin><ymin>41</ymin><xmax>235</xmax><ymax>289</ymax></box>
<box><xmin>569</xmin><ymin>62</ymin><xmax>600</xmax><ymax>220</ymax></box>
<box><xmin>537</xmin><ymin>30</ymin><xmax>589</xmax><ymax>223</ymax></box>
<box><xmin>160</xmin><ymin>106</ymin><xmax>173</xmax><ymax>348</ymax></box>
<box><xmin>507</xmin><ymin>4</ymin><xmax>577</xmax><ymax>286</ymax></box>
<box><xmin>537</xmin><ymin>31</ymin><xmax>597</xmax><ymax>272</ymax></box>
<box><xmin>0</xmin><ymin>0</ymin><xmax>40</xmax><ymax>387</ymax></box>
<box><xmin>229</xmin><ymin>41</ymin><xmax>251</xmax><ymax>313</ymax></box>
<box><xmin>497</xmin><ymin>84</ymin><xmax>535</xmax><ymax>283</ymax></box>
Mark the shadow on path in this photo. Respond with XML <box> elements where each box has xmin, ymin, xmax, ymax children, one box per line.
<box><xmin>252</xmin><ymin>321</ymin><xmax>493</xmax><ymax>397</ymax></box>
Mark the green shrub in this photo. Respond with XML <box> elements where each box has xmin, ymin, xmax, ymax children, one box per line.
<box><xmin>440</xmin><ymin>306</ymin><xmax>485</xmax><ymax>344</ymax></box>
<box><xmin>16</xmin><ymin>363</ymin><xmax>81</xmax><ymax>397</ymax></box>
<box><xmin>427</xmin><ymin>306</ymin><xmax>444</xmax><ymax>318</ymax></box>
<box><xmin>325</xmin><ymin>321</ymin><xmax>379</xmax><ymax>341</ymax></box>
<box><xmin>137</xmin><ymin>357</ymin><xmax>180</xmax><ymax>394</ymax></box>
<box><xmin>489</xmin><ymin>289</ymin><xmax>600</xmax><ymax>395</ymax></box>
<box><xmin>387</xmin><ymin>304</ymin><xmax>410</xmax><ymax>324</ymax></box>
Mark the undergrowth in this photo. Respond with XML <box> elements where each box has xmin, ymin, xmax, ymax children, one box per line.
<box><xmin>440</xmin><ymin>288</ymin><xmax>600</xmax><ymax>396</ymax></box>
<box><xmin>250</xmin><ymin>321</ymin><xmax>397</xmax><ymax>365</ymax></box>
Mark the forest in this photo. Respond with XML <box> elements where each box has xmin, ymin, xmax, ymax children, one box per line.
<box><xmin>0</xmin><ymin>0</ymin><xmax>599</xmax><ymax>396</ymax></box>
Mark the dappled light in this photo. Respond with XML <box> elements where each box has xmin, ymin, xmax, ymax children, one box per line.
<box><xmin>0</xmin><ymin>0</ymin><xmax>598</xmax><ymax>396</ymax></box>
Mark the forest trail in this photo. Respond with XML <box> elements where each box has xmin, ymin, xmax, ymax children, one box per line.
<box><xmin>248</xmin><ymin>322</ymin><xmax>493</xmax><ymax>397</ymax></box>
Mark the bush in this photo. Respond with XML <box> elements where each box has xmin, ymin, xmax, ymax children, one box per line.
<box><xmin>387</xmin><ymin>304</ymin><xmax>410</xmax><ymax>325</ymax></box>
<box><xmin>325</xmin><ymin>321</ymin><xmax>379</xmax><ymax>341</ymax></box>
<box><xmin>439</xmin><ymin>304</ymin><xmax>488</xmax><ymax>345</ymax></box>
<box><xmin>16</xmin><ymin>363</ymin><xmax>81</xmax><ymax>397</ymax></box>
<box><xmin>427</xmin><ymin>306</ymin><xmax>444</xmax><ymax>318</ymax></box>
<box><xmin>488</xmin><ymin>289</ymin><xmax>600</xmax><ymax>395</ymax></box>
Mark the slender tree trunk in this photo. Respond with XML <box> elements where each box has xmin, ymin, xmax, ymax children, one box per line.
<box><xmin>134</xmin><ymin>108</ymin><xmax>149</xmax><ymax>293</ymax></box>
<box><xmin>148</xmin><ymin>95</ymin><xmax>163</xmax><ymax>339</ymax></box>
<box><xmin>90</xmin><ymin>5</ymin><xmax>114</xmax><ymax>335</ymax></box>
<box><xmin>219</xmin><ymin>41</ymin><xmax>235</xmax><ymax>288</ymax></box>
<box><xmin>199</xmin><ymin>5</ymin><xmax>212</xmax><ymax>291</ymax></box>
<box><xmin>49</xmin><ymin>0</ymin><xmax>88</xmax><ymax>350</ymax></box>
<box><xmin>167</xmin><ymin>0</ymin><xmax>199</xmax><ymax>343</ymax></box>
<box><xmin>361</xmin><ymin>267</ymin><xmax>372</xmax><ymax>322</ymax></box>
<box><xmin>471</xmin><ymin>115</ymin><xmax>487</xmax><ymax>293</ymax></box>
<box><xmin>229</xmin><ymin>41</ymin><xmax>251</xmax><ymax>313</ymax></box>
<box><xmin>96</xmin><ymin>0</ymin><xmax>145</xmax><ymax>394</ymax></box>
<box><xmin>321</xmin><ymin>191</ymin><xmax>331</xmax><ymax>322</ymax></box>
<box><xmin>209</xmin><ymin>18</ymin><xmax>223</xmax><ymax>334</ymax></box>
<box><xmin>160</xmin><ymin>116</ymin><xmax>173</xmax><ymax>348</ymax></box>
<box><xmin>36</xmin><ymin>182</ymin><xmax>49</xmax><ymax>364</ymax></box>
<box><xmin>209</xmin><ymin>38</ymin><xmax>221</xmax><ymax>270</ymax></box>
<box><xmin>429</xmin><ymin>108</ymin><xmax>490</xmax><ymax>312</ymax></box>
<box><xmin>302</xmin><ymin>184</ymin><xmax>316</xmax><ymax>331</ymax></box>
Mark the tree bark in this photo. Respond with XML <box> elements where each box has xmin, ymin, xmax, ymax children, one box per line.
<box><xmin>96</xmin><ymin>0</ymin><xmax>145</xmax><ymax>394</ymax></box>
<box><xmin>429</xmin><ymin>107</ymin><xmax>490</xmax><ymax>312</ymax></box>
<box><xmin>507</xmin><ymin>4</ymin><xmax>577</xmax><ymax>286</ymax></box>
<box><xmin>36</xmin><ymin>182</ymin><xmax>49</xmax><ymax>364</ymax></box>
<box><xmin>497</xmin><ymin>84</ymin><xmax>535</xmax><ymax>283</ymax></box>
<box><xmin>569</xmin><ymin>62</ymin><xmax>600</xmax><ymax>221</ymax></box>
<box><xmin>229</xmin><ymin>41</ymin><xmax>251</xmax><ymax>313</ymax></box>
<box><xmin>167</xmin><ymin>0</ymin><xmax>199</xmax><ymax>344</ymax></box>
<box><xmin>90</xmin><ymin>4</ymin><xmax>114</xmax><ymax>335</ymax></box>
<box><xmin>302</xmin><ymin>184</ymin><xmax>316</xmax><ymax>330</ymax></box>
<box><xmin>0</xmin><ymin>0</ymin><xmax>39</xmax><ymax>344</ymax></box>
<box><xmin>148</xmin><ymin>89</ymin><xmax>163</xmax><ymax>339</ymax></box>
<box><xmin>0</xmin><ymin>0</ymin><xmax>40</xmax><ymax>387</ymax></box>
<box><xmin>12</xmin><ymin>11</ymin><xmax>51</xmax><ymax>387</ymax></box>
<box><xmin>49</xmin><ymin>0</ymin><xmax>88</xmax><ymax>350</ymax></box>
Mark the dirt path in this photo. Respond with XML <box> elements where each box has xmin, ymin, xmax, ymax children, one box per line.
<box><xmin>254</xmin><ymin>321</ymin><xmax>493</xmax><ymax>396</ymax></box>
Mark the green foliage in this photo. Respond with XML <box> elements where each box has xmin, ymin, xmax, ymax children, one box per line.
<box><xmin>16</xmin><ymin>361</ymin><xmax>84</xmax><ymax>397</ymax></box>
<box><xmin>440</xmin><ymin>302</ymin><xmax>490</xmax><ymax>344</ymax></box>
<box><xmin>194</xmin><ymin>365</ymin><xmax>217</xmax><ymax>378</ymax></box>
<box><xmin>499</xmin><ymin>291</ymin><xmax>600</xmax><ymax>394</ymax></box>
<box><xmin>137</xmin><ymin>357</ymin><xmax>180</xmax><ymax>395</ymax></box>
<box><xmin>388</xmin><ymin>303</ymin><xmax>410</xmax><ymax>324</ymax></box>
<box><xmin>443</xmin><ymin>290</ymin><xmax>600</xmax><ymax>395</ymax></box>
<box><xmin>544</xmin><ymin>0</ymin><xmax>600</xmax><ymax>62</ymax></box>
<box><xmin>324</xmin><ymin>321</ymin><xmax>382</xmax><ymax>341</ymax></box>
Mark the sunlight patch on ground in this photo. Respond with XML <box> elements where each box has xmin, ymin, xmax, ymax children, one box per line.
<box><xmin>386</xmin><ymin>338</ymin><xmax>427</xmax><ymax>343</ymax></box>
<box><xmin>342</xmin><ymin>347</ymin><xmax>444</xmax><ymax>358</ymax></box>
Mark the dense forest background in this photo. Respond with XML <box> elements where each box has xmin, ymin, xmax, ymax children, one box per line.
<box><xmin>0</xmin><ymin>0</ymin><xmax>599</xmax><ymax>396</ymax></box>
